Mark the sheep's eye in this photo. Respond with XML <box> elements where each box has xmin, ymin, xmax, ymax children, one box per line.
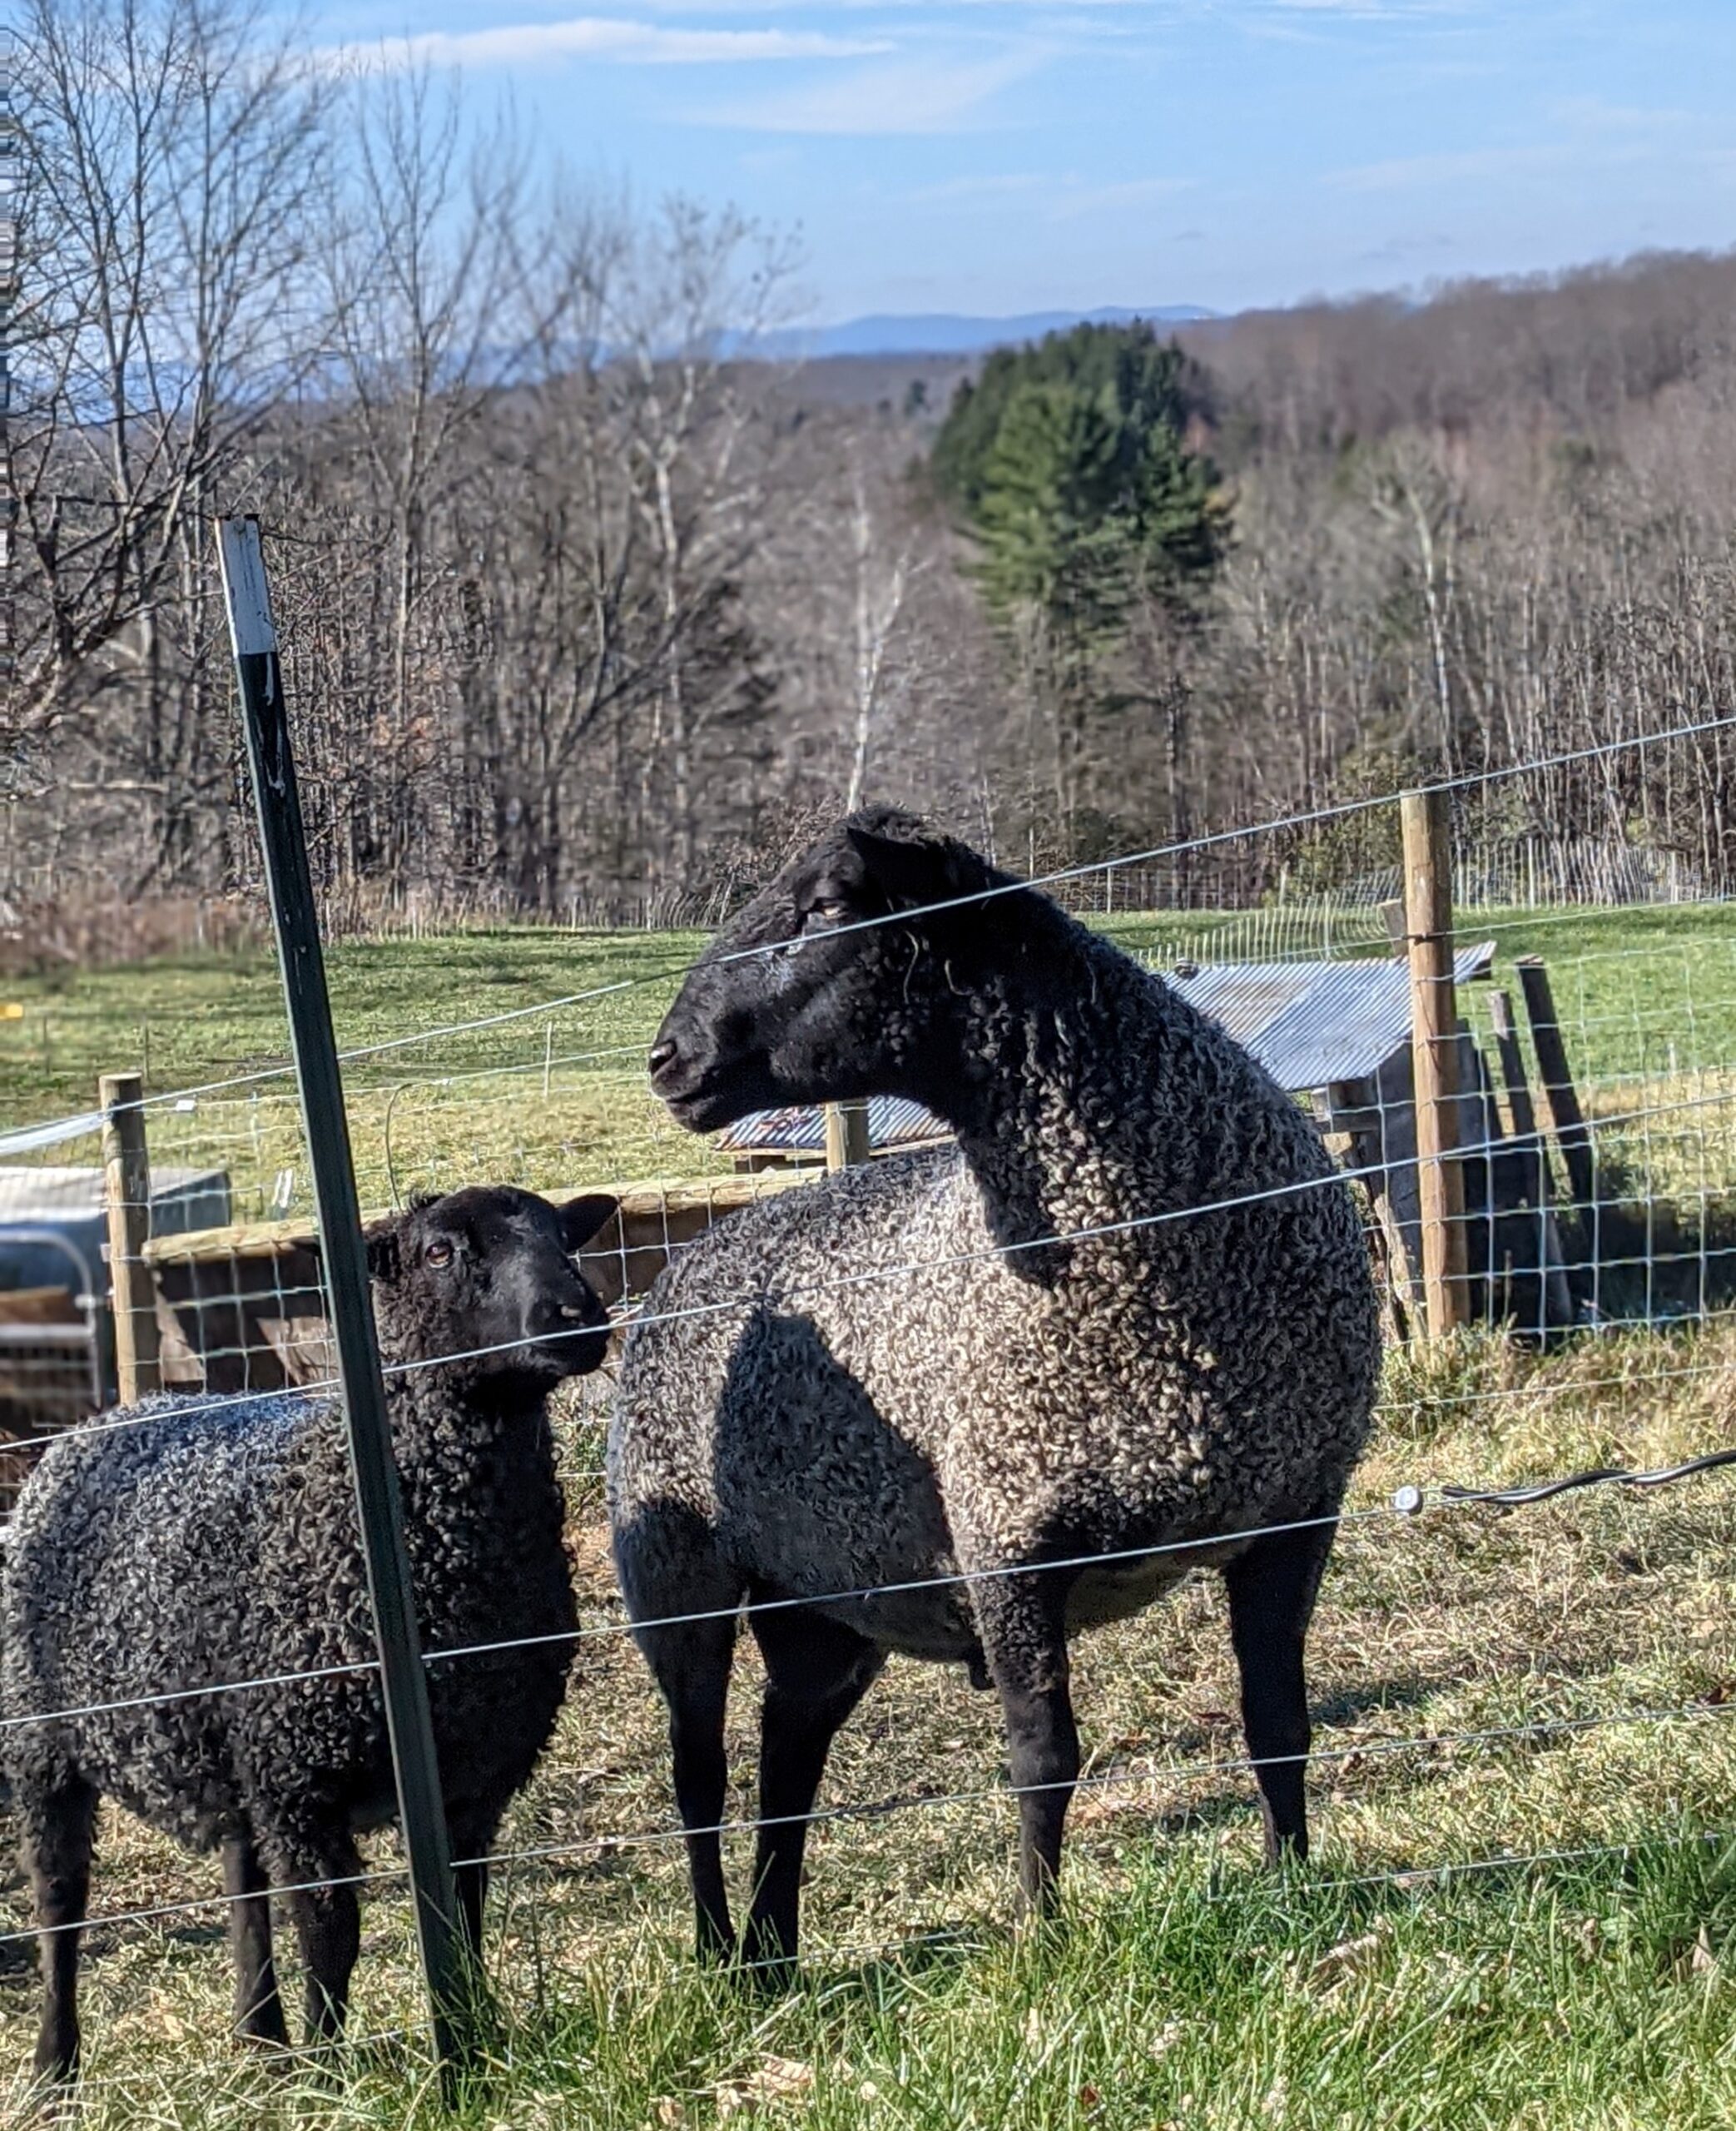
<box><xmin>424</xmin><ymin>1239</ymin><xmax>454</xmax><ymax>1268</ymax></box>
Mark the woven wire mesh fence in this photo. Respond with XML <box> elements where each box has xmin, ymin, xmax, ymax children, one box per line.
<box><xmin>2</xmin><ymin>733</ymin><xmax>1736</xmax><ymax>2095</ymax></box>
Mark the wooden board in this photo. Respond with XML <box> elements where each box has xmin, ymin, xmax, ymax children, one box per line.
<box><xmin>0</xmin><ymin>1287</ymin><xmax>82</xmax><ymax>1326</ymax></box>
<box><xmin>141</xmin><ymin>1170</ymin><xmax>819</xmax><ymax>1269</ymax></box>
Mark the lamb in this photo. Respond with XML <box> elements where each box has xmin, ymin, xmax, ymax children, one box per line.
<box><xmin>2</xmin><ymin>1183</ymin><xmax>618</xmax><ymax>2080</ymax></box>
<box><xmin>609</xmin><ymin>807</ymin><xmax>1381</xmax><ymax>1972</ymax></box>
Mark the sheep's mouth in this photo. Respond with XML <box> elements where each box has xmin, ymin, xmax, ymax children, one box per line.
<box><xmin>532</xmin><ymin>1324</ymin><xmax>611</xmax><ymax>1376</ymax></box>
<box><xmin>661</xmin><ymin>1069</ymin><xmax>757</xmax><ymax>1135</ymax></box>
<box><xmin>664</xmin><ymin>1089</ymin><xmax>735</xmax><ymax>1133</ymax></box>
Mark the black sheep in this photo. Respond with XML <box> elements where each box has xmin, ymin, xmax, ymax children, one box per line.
<box><xmin>613</xmin><ymin>810</ymin><xmax>1380</xmax><ymax>1970</ymax></box>
<box><xmin>2</xmin><ymin>1184</ymin><xmax>617</xmax><ymax>2080</ymax></box>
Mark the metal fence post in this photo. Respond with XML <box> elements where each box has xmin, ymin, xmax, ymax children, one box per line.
<box><xmin>100</xmin><ymin>1072</ymin><xmax>162</xmax><ymax>1405</ymax></box>
<box><xmin>1401</xmin><ymin>787</ymin><xmax>1469</xmax><ymax>1335</ymax></box>
<box><xmin>216</xmin><ymin>515</ymin><xmax>465</xmax><ymax>2083</ymax></box>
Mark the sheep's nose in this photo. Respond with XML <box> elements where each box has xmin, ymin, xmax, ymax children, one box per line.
<box><xmin>648</xmin><ymin>1036</ymin><xmax>680</xmax><ymax>1085</ymax></box>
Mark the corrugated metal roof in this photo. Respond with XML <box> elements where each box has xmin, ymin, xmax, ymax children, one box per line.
<box><xmin>1163</xmin><ymin>942</ymin><xmax>1495</xmax><ymax>1091</ymax></box>
<box><xmin>0</xmin><ymin>1164</ymin><xmax>229</xmax><ymax>1222</ymax></box>
<box><xmin>717</xmin><ymin>1094</ymin><xmax>946</xmax><ymax>1156</ymax></box>
<box><xmin>717</xmin><ymin>943</ymin><xmax>1496</xmax><ymax>1150</ymax></box>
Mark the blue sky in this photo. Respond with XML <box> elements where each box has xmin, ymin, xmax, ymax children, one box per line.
<box><xmin>302</xmin><ymin>0</ymin><xmax>1736</xmax><ymax>321</ymax></box>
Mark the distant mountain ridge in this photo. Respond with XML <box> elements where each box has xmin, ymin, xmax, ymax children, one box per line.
<box><xmin>750</xmin><ymin>305</ymin><xmax>1217</xmax><ymax>360</ymax></box>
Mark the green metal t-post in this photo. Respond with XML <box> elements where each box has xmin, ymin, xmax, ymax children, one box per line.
<box><xmin>216</xmin><ymin>516</ymin><xmax>464</xmax><ymax>2086</ymax></box>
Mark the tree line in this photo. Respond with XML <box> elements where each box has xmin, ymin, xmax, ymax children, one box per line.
<box><xmin>7</xmin><ymin>0</ymin><xmax>1736</xmax><ymax>944</ymax></box>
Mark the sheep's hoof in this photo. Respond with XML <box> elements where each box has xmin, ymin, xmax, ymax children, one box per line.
<box><xmin>236</xmin><ymin>2030</ymin><xmax>295</xmax><ymax>2072</ymax></box>
<box><xmin>29</xmin><ymin>2034</ymin><xmax>77</xmax><ymax>2089</ymax></box>
<box><xmin>27</xmin><ymin>2053</ymin><xmax>79</xmax><ymax>2124</ymax></box>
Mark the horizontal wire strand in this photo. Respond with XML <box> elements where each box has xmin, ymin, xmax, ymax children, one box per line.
<box><xmin>7</xmin><ymin>1692</ymin><xmax>1728</xmax><ymax>1950</ymax></box>
<box><xmin>43</xmin><ymin>1826</ymin><xmax>1736</xmax><ymax>2087</ymax></box>
<box><xmin>41</xmin><ymin>1826</ymin><xmax>1736</xmax><ymax>2091</ymax></box>
<box><xmin>12</xmin><ymin>712</ymin><xmax>1734</xmax><ymax>1135</ymax></box>
<box><xmin>32</xmin><ymin>1066</ymin><xmax>1730</xmax><ymax>1462</ymax></box>
<box><xmin>6</xmin><ymin>1431</ymin><xmax>1736</xmax><ymax>1746</ymax></box>
<box><xmin>737</xmin><ymin>1824</ymin><xmax>1736</xmax><ymax>1977</ymax></box>
<box><xmin>459</xmin><ymin>1694</ymin><xmax>1736</xmax><ymax>1875</ymax></box>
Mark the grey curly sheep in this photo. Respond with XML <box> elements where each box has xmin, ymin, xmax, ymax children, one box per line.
<box><xmin>610</xmin><ymin>807</ymin><xmax>1381</xmax><ymax>1971</ymax></box>
<box><xmin>2</xmin><ymin>1184</ymin><xmax>618</xmax><ymax>2079</ymax></box>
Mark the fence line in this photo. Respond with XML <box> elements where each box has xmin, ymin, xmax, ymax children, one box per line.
<box><xmin>45</xmin><ymin>1824</ymin><xmax>1736</xmax><ymax>2099</ymax></box>
<box><xmin>8</xmin><ymin>1065</ymin><xmax>1734</xmax><ymax>1459</ymax></box>
<box><xmin>10</xmin><ymin>711</ymin><xmax>1734</xmax><ymax>1138</ymax></box>
<box><xmin>6</xmin><ymin>717</ymin><xmax>1736</xmax><ymax>2078</ymax></box>
<box><xmin>6</xmin><ymin>1325</ymin><xmax>1729</xmax><ymax>1473</ymax></box>
<box><xmin>6</xmin><ymin>1691</ymin><xmax>1730</xmax><ymax>1953</ymax></box>
<box><xmin>457</xmin><ymin>1696</ymin><xmax>1736</xmax><ymax>1878</ymax></box>
<box><xmin>6</xmin><ymin>1057</ymin><xmax>1735</xmax><ymax>1464</ymax></box>
<box><xmin>4</xmin><ymin>1424</ymin><xmax>1732</xmax><ymax>1749</ymax></box>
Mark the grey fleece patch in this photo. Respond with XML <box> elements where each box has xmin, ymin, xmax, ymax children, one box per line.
<box><xmin>610</xmin><ymin>913</ymin><xmax>1380</xmax><ymax>1666</ymax></box>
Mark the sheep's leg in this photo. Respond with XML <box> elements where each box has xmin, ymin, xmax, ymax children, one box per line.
<box><xmin>616</xmin><ymin>1508</ymin><xmax>744</xmax><ymax>1961</ymax></box>
<box><xmin>640</xmin><ymin>1615</ymin><xmax>739</xmax><ymax>1962</ymax></box>
<box><xmin>21</xmin><ymin>1774</ymin><xmax>97</xmax><ymax>2081</ymax></box>
<box><xmin>975</xmin><ymin>1570</ymin><xmax>1079</xmax><ymax>1917</ymax></box>
<box><xmin>454</xmin><ymin>1858</ymin><xmax>488</xmax><ymax>1969</ymax></box>
<box><xmin>743</xmin><ymin>1607</ymin><xmax>885</xmax><ymax>1979</ymax></box>
<box><xmin>280</xmin><ymin>1859</ymin><xmax>362</xmax><ymax>2050</ymax></box>
<box><xmin>223</xmin><ymin>1834</ymin><xmax>290</xmax><ymax>2049</ymax></box>
<box><xmin>1223</xmin><ymin>1503</ymin><xmax>1339</xmax><ymax>1865</ymax></box>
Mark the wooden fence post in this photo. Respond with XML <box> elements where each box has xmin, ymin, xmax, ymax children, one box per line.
<box><xmin>217</xmin><ymin>514</ymin><xmax>466</xmax><ymax>2089</ymax></box>
<box><xmin>101</xmin><ymin>1071</ymin><xmax>162</xmax><ymax>1404</ymax></box>
<box><xmin>1401</xmin><ymin>788</ymin><xmax>1468</xmax><ymax>1335</ymax></box>
<box><xmin>1514</xmin><ymin>956</ymin><xmax>1595</xmax><ymax>1215</ymax></box>
<box><xmin>824</xmin><ymin>1100</ymin><xmax>871</xmax><ymax>1170</ymax></box>
<box><xmin>1490</xmin><ymin>988</ymin><xmax>1576</xmax><ymax>1335</ymax></box>
<box><xmin>1514</xmin><ymin>952</ymin><xmax>1599</xmax><ymax>1310</ymax></box>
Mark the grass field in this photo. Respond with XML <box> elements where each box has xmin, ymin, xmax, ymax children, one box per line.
<box><xmin>4</xmin><ymin>903</ymin><xmax>1736</xmax><ymax>2124</ymax></box>
<box><xmin>6</xmin><ymin>902</ymin><xmax>1736</xmax><ymax>1217</ymax></box>
<box><xmin>2</xmin><ymin>1326</ymin><xmax>1735</xmax><ymax>2125</ymax></box>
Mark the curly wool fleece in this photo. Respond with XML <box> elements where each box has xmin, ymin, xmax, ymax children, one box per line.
<box><xmin>611</xmin><ymin>827</ymin><xmax>1382</xmax><ymax>1665</ymax></box>
<box><xmin>2</xmin><ymin>1381</ymin><xmax>573</xmax><ymax>1875</ymax></box>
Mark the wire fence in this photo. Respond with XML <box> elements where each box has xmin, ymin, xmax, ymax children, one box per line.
<box><xmin>1</xmin><ymin>726</ymin><xmax>1735</xmax><ymax>2091</ymax></box>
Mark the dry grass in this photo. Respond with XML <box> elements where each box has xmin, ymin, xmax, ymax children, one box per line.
<box><xmin>4</xmin><ymin>904</ymin><xmax>1736</xmax><ymax>2118</ymax></box>
<box><xmin>2</xmin><ymin>1321</ymin><xmax>1735</xmax><ymax>2124</ymax></box>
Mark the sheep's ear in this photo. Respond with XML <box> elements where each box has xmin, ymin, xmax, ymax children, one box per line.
<box><xmin>558</xmin><ymin>1194</ymin><xmax>619</xmax><ymax>1251</ymax></box>
<box><xmin>845</xmin><ymin>822</ymin><xmax>962</xmax><ymax>909</ymax></box>
<box><xmin>365</xmin><ymin>1225</ymin><xmax>401</xmax><ymax>1284</ymax></box>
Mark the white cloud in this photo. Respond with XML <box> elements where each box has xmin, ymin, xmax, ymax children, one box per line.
<box><xmin>905</xmin><ymin>171</ymin><xmax>1049</xmax><ymax>201</ymax></box>
<box><xmin>320</xmin><ymin>18</ymin><xmax>892</xmax><ymax>74</ymax></box>
<box><xmin>1043</xmin><ymin>174</ymin><xmax>1193</xmax><ymax>220</ymax></box>
<box><xmin>697</xmin><ymin>47</ymin><xmax>1047</xmax><ymax>132</ymax></box>
<box><xmin>1330</xmin><ymin>143</ymin><xmax>1564</xmax><ymax>191</ymax></box>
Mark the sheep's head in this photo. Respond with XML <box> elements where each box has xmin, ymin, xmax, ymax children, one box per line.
<box><xmin>649</xmin><ymin>806</ymin><xmax>1023</xmax><ymax>1133</ymax></box>
<box><xmin>365</xmin><ymin>1186</ymin><xmax>618</xmax><ymax>1383</ymax></box>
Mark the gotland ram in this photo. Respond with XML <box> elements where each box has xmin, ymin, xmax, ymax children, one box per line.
<box><xmin>609</xmin><ymin>807</ymin><xmax>1381</xmax><ymax>1973</ymax></box>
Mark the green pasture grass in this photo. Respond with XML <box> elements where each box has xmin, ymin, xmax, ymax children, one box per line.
<box><xmin>5</xmin><ymin>904</ymin><xmax>1736</xmax><ymax>1223</ymax></box>
<box><xmin>0</xmin><ymin>929</ymin><xmax>714</xmax><ymax>1214</ymax></box>
<box><xmin>3</xmin><ymin>1320</ymin><xmax>1736</xmax><ymax>2124</ymax></box>
<box><xmin>0</xmin><ymin>927</ymin><xmax>710</xmax><ymax>1124</ymax></box>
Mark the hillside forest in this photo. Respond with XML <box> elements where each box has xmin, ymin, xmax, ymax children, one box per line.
<box><xmin>8</xmin><ymin>0</ymin><xmax>1736</xmax><ymax>942</ymax></box>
